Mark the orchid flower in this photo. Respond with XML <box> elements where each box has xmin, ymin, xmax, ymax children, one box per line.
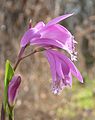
<box><xmin>19</xmin><ymin>13</ymin><xmax>83</xmax><ymax>95</ymax></box>
<box><xmin>21</xmin><ymin>13</ymin><xmax>77</xmax><ymax>61</ymax></box>
<box><xmin>44</xmin><ymin>49</ymin><xmax>83</xmax><ymax>94</ymax></box>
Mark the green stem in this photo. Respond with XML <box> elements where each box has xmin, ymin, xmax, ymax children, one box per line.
<box><xmin>8</xmin><ymin>107</ymin><xmax>14</xmax><ymax>120</ymax></box>
<box><xmin>13</xmin><ymin>50</ymin><xmax>36</xmax><ymax>71</ymax></box>
<box><xmin>13</xmin><ymin>47</ymin><xmax>46</xmax><ymax>71</ymax></box>
<box><xmin>9</xmin><ymin>114</ymin><xmax>14</xmax><ymax>120</ymax></box>
<box><xmin>13</xmin><ymin>58</ymin><xmax>21</xmax><ymax>71</ymax></box>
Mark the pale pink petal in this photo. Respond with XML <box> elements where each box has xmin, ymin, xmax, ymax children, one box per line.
<box><xmin>39</xmin><ymin>24</ymin><xmax>77</xmax><ymax>60</ymax></box>
<box><xmin>54</xmin><ymin>55</ymin><xmax>64</xmax><ymax>78</ymax></box>
<box><xmin>50</xmin><ymin>50</ymin><xmax>83</xmax><ymax>83</ymax></box>
<box><xmin>35</xmin><ymin>21</ymin><xmax>45</xmax><ymax>30</ymax></box>
<box><xmin>40</xmin><ymin>24</ymin><xmax>71</xmax><ymax>43</ymax></box>
<box><xmin>46</xmin><ymin>13</ymin><xmax>74</xmax><ymax>26</ymax></box>
<box><xmin>21</xmin><ymin>28</ymin><xmax>41</xmax><ymax>47</ymax></box>
<box><xmin>44</xmin><ymin>51</ymin><xmax>56</xmax><ymax>81</ymax></box>
<box><xmin>30</xmin><ymin>38</ymin><xmax>66</xmax><ymax>49</ymax></box>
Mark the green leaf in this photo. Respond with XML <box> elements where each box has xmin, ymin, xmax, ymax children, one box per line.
<box><xmin>4</xmin><ymin>60</ymin><xmax>14</xmax><ymax>87</ymax></box>
<box><xmin>4</xmin><ymin>60</ymin><xmax>14</xmax><ymax>111</ymax></box>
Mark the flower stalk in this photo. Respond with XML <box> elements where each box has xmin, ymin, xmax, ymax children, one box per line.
<box><xmin>8</xmin><ymin>107</ymin><xmax>14</xmax><ymax>120</ymax></box>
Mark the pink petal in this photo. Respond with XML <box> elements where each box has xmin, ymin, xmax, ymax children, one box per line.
<box><xmin>40</xmin><ymin>24</ymin><xmax>71</xmax><ymax>43</ymax></box>
<box><xmin>20</xmin><ymin>28</ymin><xmax>41</xmax><ymax>47</ymax></box>
<box><xmin>46</xmin><ymin>13</ymin><xmax>74</xmax><ymax>26</ymax></box>
<box><xmin>30</xmin><ymin>38</ymin><xmax>66</xmax><ymax>49</ymax></box>
<box><xmin>50</xmin><ymin>50</ymin><xmax>83</xmax><ymax>83</ymax></box>
<box><xmin>39</xmin><ymin>24</ymin><xmax>77</xmax><ymax>57</ymax></box>
<box><xmin>54</xmin><ymin>55</ymin><xmax>64</xmax><ymax>78</ymax></box>
<box><xmin>35</xmin><ymin>21</ymin><xmax>45</xmax><ymax>30</ymax></box>
<box><xmin>44</xmin><ymin>51</ymin><xmax>56</xmax><ymax>81</ymax></box>
<box><xmin>66</xmin><ymin>72</ymin><xmax>72</xmax><ymax>87</ymax></box>
<box><xmin>51</xmin><ymin>51</ymin><xmax>70</xmax><ymax>76</ymax></box>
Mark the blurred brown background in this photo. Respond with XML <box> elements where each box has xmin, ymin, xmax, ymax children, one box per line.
<box><xmin>0</xmin><ymin>0</ymin><xmax>95</xmax><ymax>120</ymax></box>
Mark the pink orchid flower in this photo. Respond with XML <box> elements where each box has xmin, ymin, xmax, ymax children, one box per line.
<box><xmin>44</xmin><ymin>49</ymin><xmax>83</xmax><ymax>94</ymax></box>
<box><xmin>21</xmin><ymin>13</ymin><xmax>77</xmax><ymax>61</ymax></box>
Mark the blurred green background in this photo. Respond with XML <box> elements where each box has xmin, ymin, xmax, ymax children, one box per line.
<box><xmin>0</xmin><ymin>0</ymin><xmax>95</xmax><ymax>120</ymax></box>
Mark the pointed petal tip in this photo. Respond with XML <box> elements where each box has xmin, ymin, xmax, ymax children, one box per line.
<box><xmin>78</xmin><ymin>74</ymin><xmax>84</xmax><ymax>83</ymax></box>
<box><xmin>80</xmin><ymin>78</ymin><xmax>84</xmax><ymax>83</ymax></box>
<box><xmin>46</xmin><ymin>13</ymin><xmax>74</xmax><ymax>26</ymax></box>
<box><xmin>70</xmin><ymin>12</ymin><xmax>75</xmax><ymax>15</ymax></box>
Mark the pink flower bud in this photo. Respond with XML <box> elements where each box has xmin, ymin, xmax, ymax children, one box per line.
<box><xmin>8</xmin><ymin>76</ymin><xmax>21</xmax><ymax>106</ymax></box>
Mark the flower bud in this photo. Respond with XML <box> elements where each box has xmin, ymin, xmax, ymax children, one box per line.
<box><xmin>29</xmin><ymin>19</ymin><xmax>32</xmax><ymax>28</ymax></box>
<box><xmin>8</xmin><ymin>75</ymin><xmax>21</xmax><ymax>107</ymax></box>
